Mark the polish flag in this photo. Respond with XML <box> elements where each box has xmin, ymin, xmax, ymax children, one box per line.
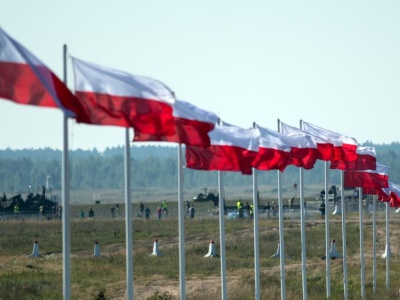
<box><xmin>185</xmin><ymin>122</ymin><xmax>260</xmax><ymax>175</ymax></box>
<box><xmin>365</xmin><ymin>182</ymin><xmax>400</xmax><ymax>207</ymax></box>
<box><xmin>0</xmin><ymin>27</ymin><xmax>90</xmax><ymax>122</ymax></box>
<box><xmin>253</xmin><ymin>125</ymin><xmax>317</xmax><ymax>171</ymax></box>
<box><xmin>280</xmin><ymin>121</ymin><xmax>335</xmax><ymax>161</ymax></box>
<box><xmin>302</xmin><ymin>121</ymin><xmax>358</xmax><ymax>162</ymax></box>
<box><xmin>72</xmin><ymin>57</ymin><xmax>175</xmax><ymax>134</ymax></box>
<box><xmin>133</xmin><ymin>99</ymin><xmax>218</xmax><ymax>147</ymax></box>
<box><xmin>344</xmin><ymin>163</ymin><xmax>389</xmax><ymax>189</ymax></box>
<box><xmin>330</xmin><ymin>146</ymin><xmax>376</xmax><ymax>171</ymax></box>
<box><xmin>252</xmin><ymin>125</ymin><xmax>291</xmax><ymax>172</ymax></box>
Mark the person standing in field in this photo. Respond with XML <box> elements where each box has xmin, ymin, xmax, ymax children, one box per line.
<box><xmin>237</xmin><ymin>199</ymin><xmax>244</xmax><ymax>219</ymax></box>
<box><xmin>189</xmin><ymin>204</ymin><xmax>195</xmax><ymax>219</ymax></box>
<box><xmin>161</xmin><ymin>200</ymin><xmax>168</xmax><ymax>216</ymax></box>
<box><xmin>249</xmin><ymin>203</ymin><xmax>254</xmax><ymax>220</ymax></box>
<box><xmin>145</xmin><ymin>206</ymin><xmax>150</xmax><ymax>220</ymax></box>
<box><xmin>157</xmin><ymin>206</ymin><xmax>163</xmax><ymax>220</ymax></box>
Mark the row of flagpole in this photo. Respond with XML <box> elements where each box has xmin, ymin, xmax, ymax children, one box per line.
<box><xmin>61</xmin><ymin>49</ymin><xmax>395</xmax><ymax>300</ymax></box>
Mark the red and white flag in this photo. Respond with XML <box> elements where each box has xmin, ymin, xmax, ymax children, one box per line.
<box><xmin>330</xmin><ymin>146</ymin><xmax>376</xmax><ymax>171</ymax></box>
<box><xmin>252</xmin><ymin>125</ymin><xmax>291</xmax><ymax>172</ymax></box>
<box><xmin>344</xmin><ymin>163</ymin><xmax>389</xmax><ymax>189</ymax></box>
<box><xmin>134</xmin><ymin>99</ymin><xmax>218</xmax><ymax>147</ymax></box>
<box><xmin>72</xmin><ymin>57</ymin><xmax>175</xmax><ymax>134</ymax></box>
<box><xmin>280</xmin><ymin>121</ymin><xmax>335</xmax><ymax>161</ymax></box>
<box><xmin>185</xmin><ymin>122</ymin><xmax>260</xmax><ymax>175</ymax></box>
<box><xmin>0</xmin><ymin>27</ymin><xmax>90</xmax><ymax>122</ymax></box>
<box><xmin>365</xmin><ymin>182</ymin><xmax>400</xmax><ymax>207</ymax></box>
<box><xmin>302</xmin><ymin>121</ymin><xmax>358</xmax><ymax>162</ymax></box>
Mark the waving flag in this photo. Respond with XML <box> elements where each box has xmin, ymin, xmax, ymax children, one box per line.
<box><xmin>0</xmin><ymin>27</ymin><xmax>90</xmax><ymax>122</ymax></box>
<box><xmin>72</xmin><ymin>57</ymin><xmax>175</xmax><ymax>134</ymax></box>
<box><xmin>185</xmin><ymin>122</ymin><xmax>259</xmax><ymax>175</ymax></box>
<box><xmin>330</xmin><ymin>146</ymin><xmax>376</xmax><ymax>171</ymax></box>
<box><xmin>134</xmin><ymin>99</ymin><xmax>218</xmax><ymax>147</ymax></box>
<box><xmin>280</xmin><ymin>121</ymin><xmax>335</xmax><ymax>161</ymax></box>
<box><xmin>302</xmin><ymin>121</ymin><xmax>358</xmax><ymax>162</ymax></box>
<box><xmin>364</xmin><ymin>182</ymin><xmax>400</xmax><ymax>207</ymax></box>
<box><xmin>252</xmin><ymin>125</ymin><xmax>291</xmax><ymax>172</ymax></box>
<box><xmin>344</xmin><ymin>163</ymin><xmax>389</xmax><ymax>189</ymax></box>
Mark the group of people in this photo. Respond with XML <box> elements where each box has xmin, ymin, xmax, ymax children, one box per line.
<box><xmin>236</xmin><ymin>199</ymin><xmax>254</xmax><ymax>219</ymax></box>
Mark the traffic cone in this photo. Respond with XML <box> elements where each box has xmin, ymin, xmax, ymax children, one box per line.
<box><xmin>204</xmin><ymin>240</ymin><xmax>219</xmax><ymax>258</ymax></box>
<box><xmin>322</xmin><ymin>239</ymin><xmax>342</xmax><ymax>259</ymax></box>
<box><xmin>332</xmin><ymin>203</ymin><xmax>341</xmax><ymax>215</ymax></box>
<box><xmin>93</xmin><ymin>241</ymin><xmax>101</xmax><ymax>257</ymax></box>
<box><xmin>150</xmin><ymin>239</ymin><xmax>161</xmax><ymax>256</ymax></box>
<box><xmin>270</xmin><ymin>243</ymin><xmax>287</xmax><ymax>259</ymax></box>
<box><xmin>31</xmin><ymin>241</ymin><xmax>40</xmax><ymax>257</ymax></box>
<box><xmin>382</xmin><ymin>242</ymin><xmax>391</xmax><ymax>259</ymax></box>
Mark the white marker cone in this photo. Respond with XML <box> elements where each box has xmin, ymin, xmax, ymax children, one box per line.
<box><xmin>328</xmin><ymin>239</ymin><xmax>342</xmax><ymax>259</ymax></box>
<box><xmin>332</xmin><ymin>203</ymin><xmax>341</xmax><ymax>215</ymax></box>
<box><xmin>204</xmin><ymin>240</ymin><xmax>219</xmax><ymax>257</ymax></box>
<box><xmin>381</xmin><ymin>242</ymin><xmax>391</xmax><ymax>259</ymax></box>
<box><xmin>31</xmin><ymin>241</ymin><xmax>40</xmax><ymax>257</ymax></box>
<box><xmin>150</xmin><ymin>239</ymin><xmax>161</xmax><ymax>256</ymax></box>
<box><xmin>93</xmin><ymin>241</ymin><xmax>101</xmax><ymax>257</ymax></box>
<box><xmin>270</xmin><ymin>243</ymin><xmax>281</xmax><ymax>258</ymax></box>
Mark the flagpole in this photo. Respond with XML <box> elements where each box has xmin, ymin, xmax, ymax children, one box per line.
<box><xmin>372</xmin><ymin>196</ymin><xmax>377</xmax><ymax>293</ymax></box>
<box><xmin>177</xmin><ymin>144</ymin><xmax>186</xmax><ymax>299</ymax></box>
<box><xmin>299</xmin><ymin>166</ymin><xmax>307</xmax><ymax>300</ymax></box>
<box><xmin>124</xmin><ymin>129</ymin><xmax>133</xmax><ymax>300</ymax></box>
<box><xmin>299</xmin><ymin>120</ymin><xmax>307</xmax><ymax>300</ymax></box>
<box><xmin>62</xmin><ymin>44</ymin><xmax>71</xmax><ymax>300</ymax></box>
<box><xmin>341</xmin><ymin>171</ymin><xmax>348</xmax><ymax>299</ymax></box>
<box><xmin>277</xmin><ymin>168</ymin><xmax>286</xmax><ymax>299</ymax></box>
<box><xmin>385</xmin><ymin>202</ymin><xmax>390</xmax><ymax>289</ymax></box>
<box><xmin>359</xmin><ymin>187</ymin><xmax>365</xmax><ymax>298</ymax></box>
<box><xmin>324</xmin><ymin>162</ymin><xmax>331</xmax><ymax>298</ymax></box>
<box><xmin>252</xmin><ymin>167</ymin><xmax>260</xmax><ymax>300</ymax></box>
<box><xmin>277</xmin><ymin>120</ymin><xmax>286</xmax><ymax>300</ymax></box>
<box><xmin>218</xmin><ymin>171</ymin><xmax>227</xmax><ymax>300</ymax></box>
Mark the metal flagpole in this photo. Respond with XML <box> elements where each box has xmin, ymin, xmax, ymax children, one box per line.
<box><xmin>359</xmin><ymin>188</ymin><xmax>365</xmax><ymax>298</ymax></box>
<box><xmin>299</xmin><ymin>166</ymin><xmax>307</xmax><ymax>300</ymax></box>
<box><xmin>218</xmin><ymin>171</ymin><xmax>227</xmax><ymax>300</ymax></box>
<box><xmin>324</xmin><ymin>162</ymin><xmax>331</xmax><ymax>298</ymax></box>
<box><xmin>62</xmin><ymin>44</ymin><xmax>71</xmax><ymax>300</ymax></box>
<box><xmin>372</xmin><ymin>196</ymin><xmax>377</xmax><ymax>293</ymax></box>
<box><xmin>178</xmin><ymin>144</ymin><xmax>186</xmax><ymax>299</ymax></box>
<box><xmin>124</xmin><ymin>129</ymin><xmax>133</xmax><ymax>299</ymax></box>
<box><xmin>385</xmin><ymin>202</ymin><xmax>390</xmax><ymax>289</ymax></box>
<box><xmin>277</xmin><ymin>168</ymin><xmax>286</xmax><ymax>299</ymax></box>
<box><xmin>252</xmin><ymin>168</ymin><xmax>260</xmax><ymax>300</ymax></box>
<box><xmin>341</xmin><ymin>171</ymin><xmax>348</xmax><ymax>299</ymax></box>
<box><xmin>277</xmin><ymin>119</ymin><xmax>286</xmax><ymax>299</ymax></box>
<box><xmin>299</xmin><ymin>120</ymin><xmax>307</xmax><ymax>300</ymax></box>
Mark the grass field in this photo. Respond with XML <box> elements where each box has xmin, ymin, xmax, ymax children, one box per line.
<box><xmin>0</xmin><ymin>198</ymin><xmax>400</xmax><ymax>299</ymax></box>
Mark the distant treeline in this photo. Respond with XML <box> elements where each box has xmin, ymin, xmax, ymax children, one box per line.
<box><xmin>0</xmin><ymin>142</ymin><xmax>399</xmax><ymax>194</ymax></box>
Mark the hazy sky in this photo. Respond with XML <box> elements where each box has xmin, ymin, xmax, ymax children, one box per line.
<box><xmin>1</xmin><ymin>1</ymin><xmax>399</xmax><ymax>151</ymax></box>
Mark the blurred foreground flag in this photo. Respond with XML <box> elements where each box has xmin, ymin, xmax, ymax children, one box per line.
<box><xmin>185</xmin><ymin>122</ymin><xmax>259</xmax><ymax>175</ymax></box>
<box><xmin>330</xmin><ymin>146</ymin><xmax>376</xmax><ymax>171</ymax></box>
<box><xmin>302</xmin><ymin>121</ymin><xmax>358</xmax><ymax>162</ymax></box>
<box><xmin>72</xmin><ymin>57</ymin><xmax>175</xmax><ymax>135</ymax></box>
<box><xmin>344</xmin><ymin>163</ymin><xmax>389</xmax><ymax>189</ymax></box>
<box><xmin>0</xmin><ymin>27</ymin><xmax>90</xmax><ymax>121</ymax></box>
<box><xmin>134</xmin><ymin>99</ymin><xmax>218</xmax><ymax>147</ymax></box>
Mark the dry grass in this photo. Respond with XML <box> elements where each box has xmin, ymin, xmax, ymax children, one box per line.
<box><xmin>1</xmin><ymin>200</ymin><xmax>400</xmax><ymax>299</ymax></box>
